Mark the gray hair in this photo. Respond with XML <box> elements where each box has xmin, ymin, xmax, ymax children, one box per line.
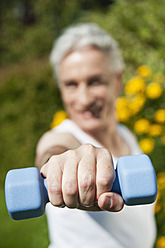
<box><xmin>50</xmin><ymin>23</ymin><xmax>124</xmax><ymax>85</ymax></box>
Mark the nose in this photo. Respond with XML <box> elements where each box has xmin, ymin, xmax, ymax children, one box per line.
<box><xmin>78</xmin><ymin>84</ymin><xmax>93</xmax><ymax>107</ymax></box>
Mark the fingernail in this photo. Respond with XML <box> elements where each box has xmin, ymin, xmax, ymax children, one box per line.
<box><xmin>103</xmin><ymin>196</ymin><xmax>112</xmax><ymax>211</ymax></box>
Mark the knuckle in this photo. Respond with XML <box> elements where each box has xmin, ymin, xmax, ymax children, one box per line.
<box><xmin>81</xmin><ymin>144</ymin><xmax>95</xmax><ymax>154</ymax></box>
<box><xmin>66</xmin><ymin>149</ymin><xmax>76</xmax><ymax>157</ymax></box>
<box><xmin>47</xmin><ymin>155</ymin><xmax>61</xmax><ymax>168</ymax></box>
<box><xmin>49</xmin><ymin>185</ymin><xmax>61</xmax><ymax>196</ymax></box>
<box><xmin>79</xmin><ymin>173</ymin><xmax>95</xmax><ymax>191</ymax></box>
<box><xmin>48</xmin><ymin>155</ymin><xmax>57</xmax><ymax>163</ymax></box>
<box><xmin>64</xmin><ymin>180</ymin><xmax>78</xmax><ymax>197</ymax></box>
<box><xmin>97</xmin><ymin>177</ymin><xmax>111</xmax><ymax>189</ymax></box>
<box><xmin>65</xmin><ymin>149</ymin><xmax>77</xmax><ymax>162</ymax></box>
<box><xmin>48</xmin><ymin>179</ymin><xmax>64</xmax><ymax>207</ymax></box>
<box><xmin>48</xmin><ymin>179</ymin><xmax>62</xmax><ymax>195</ymax></box>
<box><xmin>99</xmin><ymin>148</ymin><xmax>112</xmax><ymax>159</ymax></box>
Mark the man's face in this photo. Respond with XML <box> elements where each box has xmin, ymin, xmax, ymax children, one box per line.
<box><xmin>58</xmin><ymin>47</ymin><xmax>122</xmax><ymax>134</ymax></box>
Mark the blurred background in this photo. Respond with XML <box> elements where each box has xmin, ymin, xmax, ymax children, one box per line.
<box><xmin>0</xmin><ymin>0</ymin><xmax>165</xmax><ymax>247</ymax></box>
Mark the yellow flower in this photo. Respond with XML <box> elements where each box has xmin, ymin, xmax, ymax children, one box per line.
<box><xmin>116</xmin><ymin>97</ymin><xmax>130</xmax><ymax>122</ymax></box>
<box><xmin>139</xmin><ymin>138</ymin><xmax>155</xmax><ymax>154</ymax></box>
<box><xmin>128</xmin><ymin>94</ymin><xmax>146</xmax><ymax>115</ymax></box>
<box><xmin>117</xmin><ymin>110</ymin><xmax>130</xmax><ymax>122</ymax></box>
<box><xmin>146</xmin><ymin>82</ymin><xmax>163</xmax><ymax>99</ymax></box>
<box><xmin>156</xmin><ymin>236</ymin><xmax>165</xmax><ymax>248</ymax></box>
<box><xmin>149</xmin><ymin>124</ymin><xmax>162</xmax><ymax>136</ymax></box>
<box><xmin>155</xmin><ymin>109</ymin><xmax>165</xmax><ymax>124</ymax></box>
<box><xmin>116</xmin><ymin>97</ymin><xmax>128</xmax><ymax>108</ymax></box>
<box><xmin>137</xmin><ymin>65</ymin><xmax>152</xmax><ymax>78</ymax></box>
<box><xmin>50</xmin><ymin>111</ymin><xmax>68</xmax><ymax>129</ymax></box>
<box><xmin>125</xmin><ymin>76</ymin><xmax>146</xmax><ymax>95</ymax></box>
<box><xmin>134</xmin><ymin>119</ymin><xmax>150</xmax><ymax>134</ymax></box>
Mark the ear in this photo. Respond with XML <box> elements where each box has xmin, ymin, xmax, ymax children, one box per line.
<box><xmin>115</xmin><ymin>71</ymin><xmax>123</xmax><ymax>96</ymax></box>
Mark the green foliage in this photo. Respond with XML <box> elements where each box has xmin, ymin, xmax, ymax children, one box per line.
<box><xmin>0</xmin><ymin>63</ymin><xmax>63</xmax><ymax>178</ymax></box>
<box><xmin>0</xmin><ymin>0</ymin><xmax>79</xmax><ymax>64</ymax></box>
<box><xmin>79</xmin><ymin>0</ymin><xmax>165</xmax><ymax>76</ymax></box>
<box><xmin>0</xmin><ymin>61</ymin><xmax>62</xmax><ymax>247</ymax></box>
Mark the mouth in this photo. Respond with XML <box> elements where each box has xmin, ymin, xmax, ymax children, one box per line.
<box><xmin>80</xmin><ymin>105</ymin><xmax>103</xmax><ymax>119</ymax></box>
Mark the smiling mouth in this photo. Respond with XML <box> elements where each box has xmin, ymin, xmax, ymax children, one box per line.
<box><xmin>81</xmin><ymin>106</ymin><xmax>103</xmax><ymax>119</ymax></box>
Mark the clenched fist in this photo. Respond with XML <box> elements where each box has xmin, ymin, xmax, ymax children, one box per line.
<box><xmin>41</xmin><ymin>144</ymin><xmax>124</xmax><ymax>212</ymax></box>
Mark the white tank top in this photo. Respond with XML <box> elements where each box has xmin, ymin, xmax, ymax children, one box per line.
<box><xmin>46</xmin><ymin>119</ymin><xmax>157</xmax><ymax>248</ymax></box>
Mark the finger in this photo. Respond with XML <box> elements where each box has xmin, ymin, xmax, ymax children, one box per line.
<box><xmin>62</xmin><ymin>150</ymin><xmax>79</xmax><ymax>208</ymax></box>
<box><xmin>78</xmin><ymin>144</ymin><xmax>96</xmax><ymax>207</ymax></box>
<box><xmin>41</xmin><ymin>156</ymin><xmax>64</xmax><ymax>207</ymax></box>
<box><xmin>96</xmin><ymin>148</ymin><xmax>115</xmax><ymax>199</ymax></box>
<box><xmin>98</xmin><ymin>192</ymin><xmax>124</xmax><ymax>212</ymax></box>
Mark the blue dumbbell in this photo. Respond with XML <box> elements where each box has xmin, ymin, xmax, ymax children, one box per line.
<box><xmin>5</xmin><ymin>154</ymin><xmax>157</xmax><ymax>220</ymax></box>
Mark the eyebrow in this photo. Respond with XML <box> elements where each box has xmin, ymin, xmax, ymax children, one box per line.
<box><xmin>61</xmin><ymin>74</ymin><xmax>108</xmax><ymax>85</ymax></box>
<box><xmin>87</xmin><ymin>74</ymin><xmax>103</xmax><ymax>81</ymax></box>
<box><xmin>87</xmin><ymin>74</ymin><xmax>108</xmax><ymax>83</ymax></box>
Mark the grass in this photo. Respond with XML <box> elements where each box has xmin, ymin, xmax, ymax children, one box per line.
<box><xmin>0</xmin><ymin>187</ymin><xmax>49</xmax><ymax>248</ymax></box>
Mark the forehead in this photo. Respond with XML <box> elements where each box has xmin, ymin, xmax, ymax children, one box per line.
<box><xmin>58</xmin><ymin>47</ymin><xmax>112</xmax><ymax>82</ymax></box>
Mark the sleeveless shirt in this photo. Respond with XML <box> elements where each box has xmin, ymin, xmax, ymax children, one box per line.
<box><xmin>46</xmin><ymin>119</ymin><xmax>156</xmax><ymax>248</ymax></box>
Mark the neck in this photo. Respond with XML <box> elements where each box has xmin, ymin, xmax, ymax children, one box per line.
<box><xmin>86</xmin><ymin>122</ymin><xmax>131</xmax><ymax>158</ymax></box>
<box><xmin>87</xmin><ymin>121</ymin><xmax>117</xmax><ymax>149</ymax></box>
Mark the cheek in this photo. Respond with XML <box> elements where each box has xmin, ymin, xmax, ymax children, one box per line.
<box><xmin>98</xmin><ymin>91</ymin><xmax>111</xmax><ymax>105</ymax></box>
<box><xmin>62</xmin><ymin>94</ymin><xmax>76</xmax><ymax>114</ymax></box>
<box><xmin>105</xmin><ymin>88</ymin><xmax>117</xmax><ymax>103</ymax></box>
<box><xmin>92</xmin><ymin>87</ymin><xmax>107</xmax><ymax>101</ymax></box>
<box><xmin>61</xmin><ymin>91</ymin><xmax>73</xmax><ymax>105</ymax></box>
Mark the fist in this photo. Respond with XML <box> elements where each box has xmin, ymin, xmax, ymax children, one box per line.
<box><xmin>41</xmin><ymin>144</ymin><xmax>124</xmax><ymax>212</ymax></box>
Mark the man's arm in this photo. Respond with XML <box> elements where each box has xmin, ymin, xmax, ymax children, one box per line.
<box><xmin>35</xmin><ymin>131</ymin><xmax>81</xmax><ymax>170</ymax></box>
<box><xmin>35</xmin><ymin>145</ymin><xmax>68</xmax><ymax>169</ymax></box>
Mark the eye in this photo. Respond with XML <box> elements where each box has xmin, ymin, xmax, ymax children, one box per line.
<box><xmin>89</xmin><ymin>80</ymin><xmax>100</xmax><ymax>86</ymax></box>
<box><xmin>88</xmin><ymin>76</ymin><xmax>108</xmax><ymax>87</ymax></box>
<box><xmin>64</xmin><ymin>81</ymin><xmax>78</xmax><ymax>88</ymax></box>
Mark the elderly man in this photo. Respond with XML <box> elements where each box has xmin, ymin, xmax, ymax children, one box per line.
<box><xmin>35</xmin><ymin>23</ymin><xmax>156</xmax><ymax>248</ymax></box>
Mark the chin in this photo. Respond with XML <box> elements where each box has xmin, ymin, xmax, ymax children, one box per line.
<box><xmin>78</xmin><ymin>119</ymin><xmax>105</xmax><ymax>134</ymax></box>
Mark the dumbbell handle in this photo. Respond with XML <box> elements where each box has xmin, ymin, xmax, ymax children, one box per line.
<box><xmin>5</xmin><ymin>167</ymin><xmax>120</xmax><ymax>220</ymax></box>
<box><xmin>42</xmin><ymin>174</ymin><xmax>121</xmax><ymax>204</ymax></box>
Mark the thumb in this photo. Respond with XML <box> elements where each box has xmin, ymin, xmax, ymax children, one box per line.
<box><xmin>98</xmin><ymin>192</ymin><xmax>124</xmax><ymax>212</ymax></box>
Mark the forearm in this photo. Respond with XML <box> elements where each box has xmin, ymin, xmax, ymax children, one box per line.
<box><xmin>35</xmin><ymin>145</ymin><xmax>68</xmax><ymax>170</ymax></box>
<box><xmin>35</xmin><ymin>132</ymin><xmax>81</xmax><ymax>170</ymax></box>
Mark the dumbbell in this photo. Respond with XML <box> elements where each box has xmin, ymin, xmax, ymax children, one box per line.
<box><xmin>5</xmin><ymin>154</ymin><xmax>157</xmax><ymax>220</ymax></box>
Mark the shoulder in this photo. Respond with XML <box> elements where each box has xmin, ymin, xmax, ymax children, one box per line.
<box><xmin>118</xmin><ymin>124</ymin><xmax>136</xmax><ymax>139</ymax></box>
<box><xmin>117</xmin><ymin>124</ymin><xmax>142</xmax><ymax>155</ymax></box>
<box><xmin>36</xmin><ymin>129</ymin><xmax>81</xmax><ymax>156</ymax></box>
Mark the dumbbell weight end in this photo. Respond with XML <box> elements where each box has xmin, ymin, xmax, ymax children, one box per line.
<box><xmin>5</xmin><ymin>167</ymin><xmax>49</xmax><ymax>220</ymax></box>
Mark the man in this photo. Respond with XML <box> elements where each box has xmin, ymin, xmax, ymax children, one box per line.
<box><xmin>36</xmin><ymin>23</ymin><xmax>156</xmax><ymax>248</ymax></box>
